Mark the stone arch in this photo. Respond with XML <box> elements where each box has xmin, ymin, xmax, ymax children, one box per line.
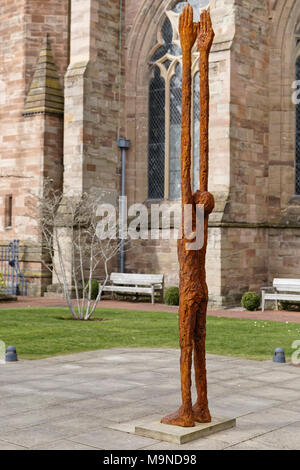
<box><xmin>125</xmin><ymin>0</ymin><xmax>217</xmax><ymax>205</ymax></box>
<box><xmin>269</xmin><ymin>0</ymin><xmax>300</xmax><ymax>215</ymax></box>
<box><xmin>125</xmin><ymin>0</ymin><xmax>180</xmax><ymax>205</ymax></box>
<box><xmin>124</xmin><ymin>0</ymin><xmax>236</xmax><ymax>306</ymax></box>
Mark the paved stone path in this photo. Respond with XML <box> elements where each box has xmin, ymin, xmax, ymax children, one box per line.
<box><xmin>1</xmin><ymin>297</ymin><xmax>300</xmax><ymax>323</ymax></box>
<box><xmin>0</xmin><ymin>348</ymin><xmax>300</xmax><ymax>450</ymax></box>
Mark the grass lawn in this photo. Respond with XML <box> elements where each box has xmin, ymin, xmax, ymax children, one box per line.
<box><xmin>0</xmin><ymin>307</ymin><xmax>299</xmax><ymax>361</ymax></box>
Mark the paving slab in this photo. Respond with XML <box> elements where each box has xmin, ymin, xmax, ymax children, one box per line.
<box><xmin>246</xmin><ymin>421</ymin><xmax>300</xmax><ymax>450</ymax></box>
<box><xmin>209</xmin><ymin>394</ymin><xmax>282</xmax><ymax>418</ymax></box>
<box><xmin>32</xmin><ymin>439</ymin><xmax>98</xmax><ymax>450</ymax></box>
<box><xmin>0</xmin><ymin>395</ymin><xmax>56</xmax><ymax>418</ymax></box>
<box><xmin>249</xmin><ymin>369</ymin><xmax>299</xmax><ymax>384</ymax></box>
<box><xmin>146</xmin><ymin>392</ymin><xmax>184</xmax><ymax>410</ymax></box>
<box><xmin>277</xmin><ymin>401</ymin><xmax>300</xmax><ymax>413</ymax></box>
<box><xmin>0</xmin><ymin>406</ymin><xmax>78</xmax><ymax>430</ymax></box>
<box><xmin>0</xmin><ymin>439</ymin><xmax>26</xmax><ymax>450</ymax></box>
<box><xmin>108</xmin><ymin>413</ymin><xmax>164</xmax><ymax>434</ymax></box>
<box><xmin>220</xmin><ymin>377</ymin><xmax>267</xmax><ymax>390</ymax></box>
<box><xmin>86</xmin><ymin>402</ymin><xmax>165</xmax><ymax>424</ymax></box>
<box><xmin>226</xmin><ymin>440</ymin><xmax>276</xmax><ymax>450</ymax></box>
<box><xmin>0</xmin><ymin>348</ymin><xmax>300</xmax><ymax>450</ymax></box>
<box><xmin>237</xmin><ymin>407</ymin><xmax>300</xmax><ymax>431</ymax></box>
<box><xmin>106</xmin><ymin>386</ymin><xmax>177</xmax><ymax>404</ymax></box>
<box><xmin>1</xmin><ymin>425</ymin><xmax>65</xmax><ymax>448</ymax></box>
<box><xmin>276</xmin><ymin>376</ymin><xmax>300</xmax><ymax>391</ymax></box>
<box><xmin>39</xmin><ymin>414</ymin><xmax>114</xmax><ymax>437</ymax></box>
<box><xmin>241</xmin><ymin>384</ymin><xmax>300</xmax><ymax>402</ymax></box>
<box><xmin>63</xmin><ymin>396</ymin><xmax>133</xmax><ymax>411</ymax></box>
<box><xmin>69</xmin><ymin>427</ymin><xmax>160</xmax><ymax>450</ymax></box>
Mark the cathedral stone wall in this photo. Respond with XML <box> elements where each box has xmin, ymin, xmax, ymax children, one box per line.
<box><xmin>229</xmin><ymin>0</ymin><xmax>270</xmax><ymax>224</ymax></box>
<box><xmin>123</xmin><ymin>0</ymin><xmax>300</xmax><ymax>306</ymax></box>
<box><xmin>0</xmin><ymin>0</ymin><xmax>68</xmax><ymax>295</ymax></box>
<box><xmin>63</xmin><ymin>0</ymin><xmax>123</xmax><ymax>200</ymax></box>
<box><xmin>213</xmin><ymin>0</ymin><xmax>271</xmax><ymax>304</ymax></box>
<box><xmin>1</xmin><ymin>0</ymin><xmax>300</xmax><ymax>304</ymax></box>
<box><xmin>51</xmin><ymin>0</ymin><xmax>124</xmax><ymax>289</ymax></box>
<box><xmin>266</xmin><ymin>0</ymin><xmax>300</xmax><ymax>286</ymax></box>
<box><xmin>124</xmin><ymin>0</ymin><xmax>238</xmax><ymax>305</ymax></box>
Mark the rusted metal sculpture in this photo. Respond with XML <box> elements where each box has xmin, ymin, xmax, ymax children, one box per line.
<box><xmin>161</xmin><ymin>5</ymin><xmax>215</xmax><ymax>428</ymax></box>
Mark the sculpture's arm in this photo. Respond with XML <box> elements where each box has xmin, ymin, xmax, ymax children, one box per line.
<box><xmin>179</xmin><ymin>4</ymin><xmax>198</xmax><ymax>206</ymax></box>
<box><xmin>197</xmin><ymin>10</ymin><xmax>214</xmax><ymax>192</ymax></box>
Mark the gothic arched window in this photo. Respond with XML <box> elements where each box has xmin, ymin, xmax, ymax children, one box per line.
<box><xmin>148</xmin><ymin>0</ymin><xmax>209</xmax><ymax>200</ymax></box>
<box><xmin>296</xmin><ymin>56</ymin><xmax>300</xmax><ymax>194</ymax></box>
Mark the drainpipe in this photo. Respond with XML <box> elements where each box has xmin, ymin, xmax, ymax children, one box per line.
<box><xmin>117</xmin><ymin>138</ymin><xmax>131</xmax><ymax>273</ymax></box>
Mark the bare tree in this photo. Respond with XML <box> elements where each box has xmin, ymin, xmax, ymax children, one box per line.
<box><xmin>27</xmin><ymin>180</ymin><xmax>124</xmax><ymax>320</ymax></box>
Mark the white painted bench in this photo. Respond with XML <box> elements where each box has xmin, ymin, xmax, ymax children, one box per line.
<box><xmin>261</xmin><ymin>278</ymin><xmax>300</xmax><ymax>312</ymax></box>
<box><xmin>102</xmin><ymin>273</ymin><xmax>164</xmax><ymax>304</ymax></box>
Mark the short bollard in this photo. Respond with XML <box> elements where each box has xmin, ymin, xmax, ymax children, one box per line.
<box><xmin>273</xmin><ymin>347</ymin><xmax>286</xmax><ymax>363</ymax></box>
<box><xmin>5</xmin><ymin>346</ymin><xmax>18</xmax><ymax>362</ymax></box>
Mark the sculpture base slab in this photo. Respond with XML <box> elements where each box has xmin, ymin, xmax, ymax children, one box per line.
<box><xmin>135</xmin><ymin>416</ymin><xmax>236</xmax><ymax>445</ymax></box>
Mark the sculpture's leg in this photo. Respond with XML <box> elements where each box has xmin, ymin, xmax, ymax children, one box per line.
<box><xmin>192</xmin><ymin>300</ymin><xmax>211</xmax><ymax>423</ymax></box>
<box><xmin>161</xmin><ymin>302</ymin><xmax>195</xmax><ymax>427</ymax></box>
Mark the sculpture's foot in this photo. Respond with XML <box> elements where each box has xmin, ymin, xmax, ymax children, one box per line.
<box><xmin>192</xmin><ymin>403</ymin><xmax>211</xmax><ymax>423</ymax></box>
<box><xmin>161</xmin><ymin>408</ymin><xmax>195</xmax><ymax>428</ymax></box>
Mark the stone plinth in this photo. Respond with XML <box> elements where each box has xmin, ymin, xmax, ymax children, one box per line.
<box><xmin>135</xmin><ymin>416</ymin><xmax>236</xmax><ymax>445</ymax></box>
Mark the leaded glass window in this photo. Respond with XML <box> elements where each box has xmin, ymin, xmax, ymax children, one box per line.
<box><xmin>169</xmin><ymin>63</ymin><xmax>182</xmax><ymax>200</ymax></box>
<box><xmin>149</xmin><ymin>67</ymin><xmax>165</xmax><ymax>200</ymax></box>
<box><xmin>296</xmin><ymin>56</ymin><xmax>300</xmax><ymax>195</ymax></box>
<box><xmin>148</xmin><ymin>0</ymin><xmax>209</xmax><ymax>200</ymax></box>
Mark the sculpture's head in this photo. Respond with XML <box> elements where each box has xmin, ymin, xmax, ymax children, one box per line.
<box><xmin>192</xmin><ymin>190</ymin><xmax>215</xmax><ymax>215</ymax></box>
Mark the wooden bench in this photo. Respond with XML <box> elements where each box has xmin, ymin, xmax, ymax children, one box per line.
<box><xmin>102</xmin><ymin>273</ymin><xmax>164</xmax><ymax>304</ymax></box>
<box><xmin>261</xmin><ymin>278</ymin><xmax>300</xmax><ymax>312</ymax></box>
